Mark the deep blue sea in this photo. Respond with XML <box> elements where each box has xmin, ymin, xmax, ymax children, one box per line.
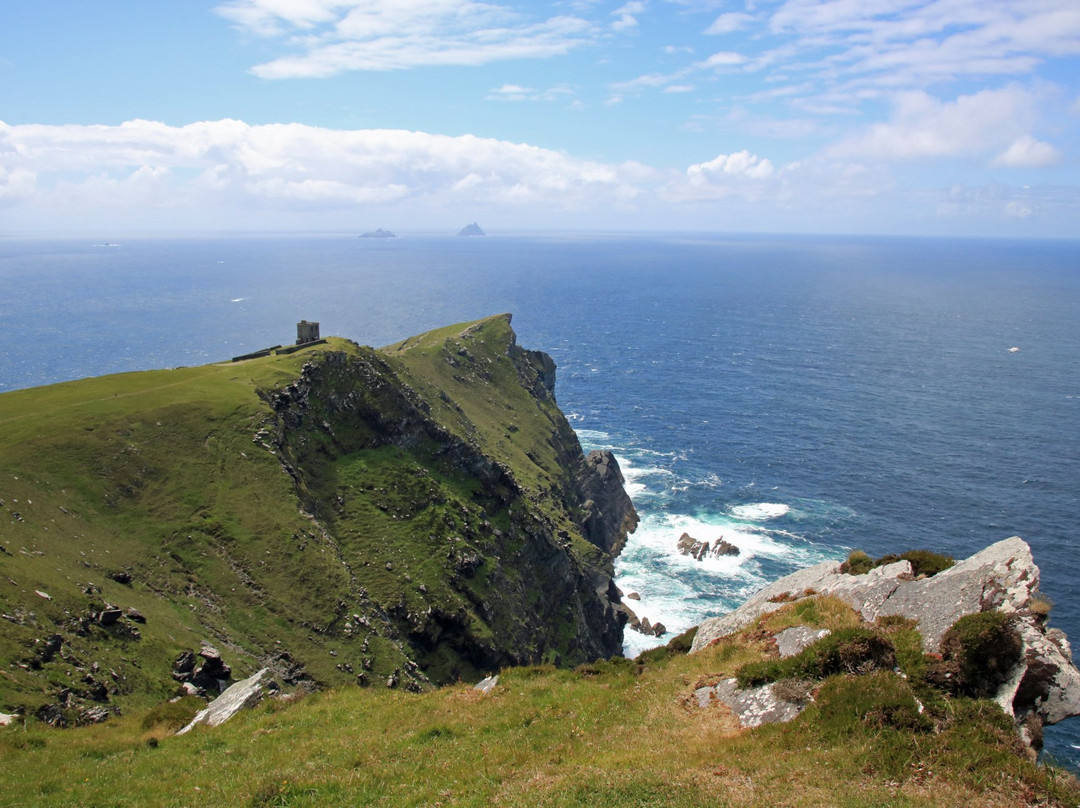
<box><xmin>1</xmin><ymin>232</ymin><xmax>1078</xmax><ymax>767</ymax></box>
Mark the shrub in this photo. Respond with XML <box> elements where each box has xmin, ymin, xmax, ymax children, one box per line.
<box><xmin>926</xmin><ymin>611</ymin><xmax>1023</xmax><ymax>698</ymax></box>
<box><xmin>842</xmin><ymin>549</ymin><xmax>954</xmax><ymax>577</ymax></box>
<box><xmin>635</xmin><ymin>625</ymin><xmax>698</xmax><ymax>666</ymax></box>
<box><xmin>736</xmin><ymin>628</ymin><xmax>897</xmax><ymax>688</ymax></box>
<box><xmin>814</xmin><ymin>671</ymin><xmax>932</xmax><ymax>735</ymax></box>
<box><xmin>839</xmin><ymin>550</ymin><xmax>874</xmax><ymax>575</ymax></box>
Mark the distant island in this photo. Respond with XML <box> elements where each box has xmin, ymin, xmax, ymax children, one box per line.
<box><xmin>359</xmin><ymin>228</ymin><xmax>396</xmax><ymax>238</ymax></box>
<box><xmin>457</xmin><ymin>222</ymin><xmax>486</xmax><ymax>236</ymax></box>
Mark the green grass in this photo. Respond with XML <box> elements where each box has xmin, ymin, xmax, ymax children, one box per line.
<box><xmin>0</xmin><ymin>317</ymin><xmax>627</xmax><ymax>720</ymax></box>
<box><xmin>0</xmin><ymin>619</ymin><xmax>1074</xmax><ymax>808</ymax></box>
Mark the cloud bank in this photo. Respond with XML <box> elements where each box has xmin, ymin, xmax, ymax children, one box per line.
<box><xmin>0</xmin><ymin>118</ymin><xmax>1069</xmax><ymax>235</ymax></box>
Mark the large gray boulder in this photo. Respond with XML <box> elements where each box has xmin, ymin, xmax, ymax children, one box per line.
<box><xmin>176</xmin><ymin>668</ymin><xmax>277</xmax><ymax>735</ymax></box>
<box><xmin>689</xmin><ymin>537</ymin><xmax>1080</xmax><ymax>732</ymax></box>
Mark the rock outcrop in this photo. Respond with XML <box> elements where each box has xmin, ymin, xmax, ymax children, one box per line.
<box><xmin>176</xmin><ymin>668</ymin><xmax>278</xmax><ymax>735</ymax></box>
<box><xmin>690</xmin><ymin>537</ymin><xmax>1080</xmax><ymax>738</ymax></box>
<box><xmin>677</xmin><ymin>533</ymin><xmax>739</xmax><ymax>561</ymax></box>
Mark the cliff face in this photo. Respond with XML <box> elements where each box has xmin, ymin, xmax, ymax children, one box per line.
<box><xmin>0</xmin><ymin>316</ymin><xmax>636</xmax><ymax>722</ymax></box>
<box><xmin>263</xmin><ymin>316</ymin><xmax>637</xmax><ymax>681</ymax></box>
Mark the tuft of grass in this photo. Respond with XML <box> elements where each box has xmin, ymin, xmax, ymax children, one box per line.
<box><xmin>926</xmin><ymin>612</ymin><xmax>1023</xmax><ymax>698</ymax></box>
<box><xmin>841</xmin><ymin>549</ymin><xmax>954</xmax><ymax>577</ymax></box>
<box><xmin>736</xmin><ymin>627</ymin><xmax>897</xmax><ymax>688</ymax></box>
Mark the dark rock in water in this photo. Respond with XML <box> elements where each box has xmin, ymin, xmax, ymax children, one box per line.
<box><xmin>678</xmin><ymin>533</ymin><xmax>739</xmax><ymax>560</ymax></box>
<box><xmin>652</xmin><ymin>622</ymin><xmax>667</xmax><ymax>637</ymax></box>
<box><xmin>712</xmin><ymin>539</ymin><xmax>740</xmax><ymax>557</ymax></box>
<box><xmin>457</xmin><ymin>222</ymin><xmax>486</xmax><ymax>236</ymax></box>
<box><xmin>360</xmin><ymin>228</ymin><xmax>396</xmax><ymax>238</ymax></box>
<box><xmin>677</xmin><ymin>533</ymin><xmax>710</xmax><ymax>561</ymax></box>
<box><xmin>626</xmin><ymin>592</ymin><xmax>641</xmax><ymax>601</ymax></box>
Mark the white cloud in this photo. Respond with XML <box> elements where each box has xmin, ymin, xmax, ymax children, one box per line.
<box><xmin>704</xmin><ymin>12</ymin><xmax>754</xmax><ymax>35</ymax></box>
<box><xmin>697</xmin><ymin>51</ymin><xmax>746</xmax><ymax>69</ymax></box>
<box><xmin>990</xmin><ymin>135</ymin><xmax>1062</xmax><ymax>168</ymax></box>
<box><xmin>216</xmin><ymin>0</ymin><xmax>595</xmax><ymax>76</ymax></box>
<box><xmin>688</xmin><ymin>150</ymin><xmax>775</xmax><ymax>181</ymax></box>
<box><xmin>663</xmin><ymin>84</ymin><xmax>695</xmax><ymax>93</ymax></box>
<box><xmin>0</xmin><ymin>119</ymin><xmax>647</xmax><ymax>225</ymax></box>
<box><xmin>612</xmin><ymin>1</ymin><xmax>646</xmax><ymax>31</ymax></box>
<box><xmin>486</xmin><ymin>83</ymin><xmax>575</xmax><ymax>102</ymax></box>
<box><xmin>828</xmin><ymin>86</ymin><xmax>1043</xmax><ymax>161</ymax></box>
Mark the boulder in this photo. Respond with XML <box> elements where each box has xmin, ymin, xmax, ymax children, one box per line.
<box><xmin>775</xmin><ymin>626</ymin><xmax>831</xmax><ymax>659</ymax></box>
<box><xmin>474</xmin><ymin>675</ymin><xmax>499</xmax><ymax>694</ymax></box>
<box><xmin>176</xmin><ymin>668</ymin><xmax>277</xmax><ymax>735</ymax></box>
<box><xmin>712</xmin><ymin>539</ymin><xmax>740</xmax><ymax>557</ymax></box>
<box><xmin>677</xmin><ymin>533</ymin><xmax>710</xmax><ymax>561</ymax></box>
<box><xmin>694</xmin><ymin>678</ymin><xmax>807</xmax><ymax>728</ymax></box>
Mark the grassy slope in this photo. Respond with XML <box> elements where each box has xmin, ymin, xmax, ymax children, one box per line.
<box><xmin>0</xmin><ymin>339</ymin><xmax>364</xmax><ymax>714</ymax></box>
<box><xmin>1</xmin><ymin>598</ymin><xmax>1075</xmax><ymax>807</ymax></box>
<box><xmin>0</xmin><ymin>315</ymin><xmax>622</xmax><ymax>720</ymax></box>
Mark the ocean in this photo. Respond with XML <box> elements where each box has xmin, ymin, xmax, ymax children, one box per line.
<box><xmin>1</xmin><ymin>232</ymin><xmax>1078</xmax><ymax>766</ymax></box>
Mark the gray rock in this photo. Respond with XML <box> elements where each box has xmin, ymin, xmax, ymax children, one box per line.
<box><xmin>690</xmin><ymin>536</ymin><xmax>1080</xmax><ymax>734</ymax></box>
<box><xmin>474</xmin><ymin>675</ymin><xmax>499</xmax><ymax>694</ymax></box>
<box><xmin>176</xmin><ymin>668</ymin><xmax>277</xmax><ymax>735</ymax></box>
<box><xmin>775</xmin><ymin>626</ymin><xmax>832</xmax><ymax>658</ymax></box>
<box><xmin>694</xmin><ymin>678</ymin><xmax>807</xmax><ymax>728</ymax></box>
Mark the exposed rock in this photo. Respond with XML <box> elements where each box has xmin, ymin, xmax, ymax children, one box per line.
<box><xmin>474</xmin><ymin>675</ymin><xmax>499</xmax><ymax>694</ymax></box>
<box><xmin>359</xmin><ymin>228</ymin><xmax>396</xmax><ymax>239</ymax></box>
<box><xmin>694</xmin><ymin>678</ymin><xmax>807</xmax><ymax>728</ymax></box>
<box><xmin>176</xmin><ymin>668</ymin><xmax>278</xmax><ymax>735</ymax></box>
<box><xmin>713</xmin><ymin>539</ymin><xmax>740</xmax><ymax>557</ymax></box>
<box><xmin>457</xmin><ymin>222</ymin><xmax>486</xmax><ymax>236</ymax></box>
<box><xmin>79</xmin><ymin>706</ymin><xmax>112</xmax><ymax>725</ymax></box>
<box><xmin>0</xmin><ymin>712</ymin><xmax>16</xmax><ymax>726</ymax></box>
<box><xmin>109</xmin><ymin>571</ymin><xmax>132</xmax><ymax>585</ymax></box>
<box><xmin>172</xmin><ymin>650</ymin><xmax>197</xmax><ymax>682</ymax></box>
<box><xmin>677</xmin><ymin>533</ymin><xmax>709</xmax><ymax>561</ymax></box>
<box><xmin>677</xmin><ymin>533</ymin><xmax>739</xmax><ymax>561</ymax></box>
<box><xmin>626</xmin><ymin>592</ymin><xmax>641</xmax><ymax>601</ymax></box>
<box><xmin>125</xmin><ymin>607</ymin><xmax>146</xmax><ymax>623</ymax></box>
<box><xmin>775</xmin><ymin>626</ymin><xmax>832</xmax><ymax>659</ymax></box>
<box><xmin>690</xmin><ymin>537</ymin><xmax>1080</xmax><ymax>739</ymax></box>
<box><xmin>97</xmin><ymin>607</ymin><xmax>123</xmax><ymax>626</ymax></box>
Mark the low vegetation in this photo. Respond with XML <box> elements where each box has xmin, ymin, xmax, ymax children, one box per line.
<box><xmin>840</xmin><ymin>549</ymin><xmax>955</xmax><ymax>577</ymax></box>
<box><xmin>1</xmin><ymin>598</ymin><xmax>1076</xmax><ymax>807</ymax></box>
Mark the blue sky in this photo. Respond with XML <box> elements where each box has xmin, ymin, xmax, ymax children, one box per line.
<box><xmin>2</xmin><ymin>0</ymin><xmax>1079</xmax><ymax>236</ymax></box>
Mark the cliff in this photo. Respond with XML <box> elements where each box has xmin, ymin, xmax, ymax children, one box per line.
<box><xmin>0</xmin><ymin>315</ymin><xmax>636</xmax><ymax>723</ymax></box>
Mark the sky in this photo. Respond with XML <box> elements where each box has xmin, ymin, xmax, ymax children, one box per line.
<box><xmin>2</xmin><ymin>0</ymin><xmax>1079</xmax><ymax>237</ymax></box>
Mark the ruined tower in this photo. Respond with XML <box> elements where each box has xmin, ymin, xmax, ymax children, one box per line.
<box><xmin>296</xmin><ymin>320</ymin><xmax>320</xmax><ymax>345</ymax></box>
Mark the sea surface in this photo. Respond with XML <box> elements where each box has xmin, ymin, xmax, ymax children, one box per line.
<box><xmin>1</xmin><ymin>232</ymin><xmax>1078</xmax><ymax>767</ymax></box>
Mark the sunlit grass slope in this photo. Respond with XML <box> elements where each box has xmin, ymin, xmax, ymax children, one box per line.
<box><xmin>1</xmin><ymin>599</ymin><xmax>1075</xmax><ymax>808</ymax></box>
<box><xmin>0</xmin><ymin>315</ymin><xmax>624</xmax><ymax>722</ymax></box>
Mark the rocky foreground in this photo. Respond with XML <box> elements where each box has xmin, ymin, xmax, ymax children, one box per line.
<box><xmin>690</xmin><ymin>536</ymin><xmax>1080</xmax><ymax>752</ymax></box>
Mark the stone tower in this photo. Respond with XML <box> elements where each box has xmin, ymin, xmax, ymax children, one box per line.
<box><xmin>296</xmin><ymin>320</ymin><xmax>320</xmax><ymax>345</ymax></box>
